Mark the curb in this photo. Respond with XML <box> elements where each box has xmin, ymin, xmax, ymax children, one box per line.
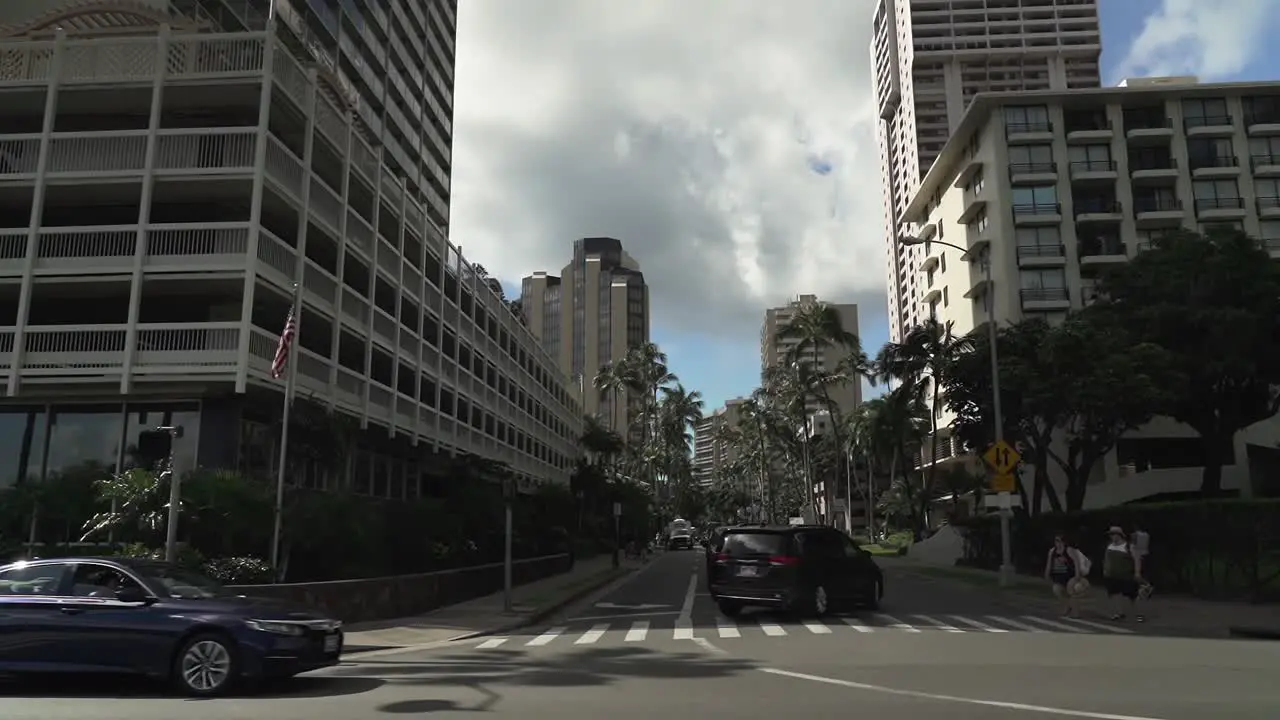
<box><xmin>444</xmin><ymin>563</ymin><xmax>638</xmax><ymax>642</ymax></box>
<box><xmin>1228</xmin><ymin>626</ymin><xmax>1280</xmax><ymax>640</ymax></box>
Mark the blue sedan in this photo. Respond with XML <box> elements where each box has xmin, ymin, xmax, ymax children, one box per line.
<box><xmin>0</xmin><ymin>556</ymin><xmax>343</xmax><ymax>696</ymax></box>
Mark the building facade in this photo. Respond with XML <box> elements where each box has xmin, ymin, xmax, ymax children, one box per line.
<box><xmin>901</xmin><ymin>78</ymin><xmax>1280</xmax><ymax>506</ymax></box>
<box><xmin>0</xmin><ymin>3</ymin><xmax>582</xmax><ymax>498</ymax></box>
<box><xmin>520</xmin><ymin>238</ymin><xmax>650</xmax><ymax>434</ymax></box>
<box><xmin>871</xmin><ymin>0</ymin><xmax>1101</xmax><ymax>343</ymax></box>
<box><xmin>760</xmin><ymin>296</ymin><xmax>862</xmax><ymax>416</ymax></box>
<box><xmin>692</xmin><ymin>397</ymin><xmax>747</xmax><ymax>487</ymax></box>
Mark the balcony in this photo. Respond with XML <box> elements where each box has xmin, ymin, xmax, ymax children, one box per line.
<box><xmin>1019</xmin><ymin>287</ymin><xmax>1071</xmax><ymax>311</ymax></box>
<box><xmin>1133</xmin><ymin>198</ymin><xmax>1185</xmax><ymax>227</ymax></box>
<box><xmin>1077</xmin><ymin>237</ymin><xmax>1128</xmax><ymax>266</ymax></box>
<box><xmin>1189</xmin><ymin>155</ymin><xmax>1240</xmax><ymax>178</ymax></box>
<box><xmin>1069</xmin><ymin>159</ymin><xmax>1118</xmax><ymax>183</ymax></box>
<box><xmin>0</xmin><ymin>128</ymin><xmax>257</xmax><ymax>182</ymax></box>
<box><xmin>1005</xmin><ymin>121</ymin><xmax>1054</xmax><ymax>143</ymax></box>
<box><xmin>0</xmin><ymin>223</ymin><xmax>252</xmax><ymax>278</ymax></box>
<box><xmin>1074</xmin><ymin>200</ymin><xmax>1123</xmax><ymax>223</ymax></box>
<box><xmin>1012</xmin><ymin>202</ymin><xmax>1062</xmax><ymax>225</ymax></box>
<box><xmin>1184</xmin><ymin>115</ymin><xmax>1235</xmax><ymax>136</ymax></box>
<box><xmin>1123</xmin><ymin>114</ymin><xmax>1174</xmax><ymax>144</ymax></box>
<box><xmin>1130</xmin><ymin>157</ymin><xmax>1179</xmax><ymax>183</ymax></box>
<box><xmin>1245</xmin><ymin>113</ymin><xmax>1280</xmax><ymax>136</ymax></box>
<box><xmin>1008</xmin><ymin>162</ymin><xmax>1057</xmax><ymax>184</ymax></box>
<box><xmin>1257</xmin><ymin>196</ymin><xmax>1280</xmax><ymax>219</ymax></box>
<box><xmin>1194</xmin><ymin>197</ymin><xmax>1247</xmax><ymax>219</ymax></box>
<box><xmin>1251</xmin><ymin>153</ymin><xmax>1280</xmax><ymax>176</ymax></box>
<box><xmin>1064</xmin><ymin>115</ymin><xmax>1113</xmax><ymax>143</ymax></box>
<box><xmin>1015</xmin><ymin>243</ymin><xmax>1067</xmax><ymax>267</ymax></box>
<box><xmin>0</xmin><ymin>323</ymin><xmax>245</xmax><ymax>381</ymax></box>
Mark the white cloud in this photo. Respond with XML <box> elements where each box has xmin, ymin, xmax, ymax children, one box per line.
<box><xmin>449</xmin><ymin>0</ymin><xmax>887</xmax><ymax>340</ymax></box>
<box><xmin>1114</xmin><ymin>0</ymin><xmax>1280</xmax><ymax>81</ymax></box>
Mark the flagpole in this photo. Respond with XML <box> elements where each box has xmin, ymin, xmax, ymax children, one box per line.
<box><xmin>270</xmin><ymin>283</ymin><xmax>301</xmax><ymax>576</ymax></box>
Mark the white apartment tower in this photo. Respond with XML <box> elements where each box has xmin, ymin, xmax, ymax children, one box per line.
<box><xmin>872</xmin><ymin>0</ymin><xmax>1102</xmax><ymax>342</ymax></box>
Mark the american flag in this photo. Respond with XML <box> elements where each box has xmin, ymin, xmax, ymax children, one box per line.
<box><xmin>270</xmin><ymin>306</ymin><xmax>297</xmax><ymax>380</ymax></box>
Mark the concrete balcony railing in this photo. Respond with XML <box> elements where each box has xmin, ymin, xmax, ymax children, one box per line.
<box><xmin>0</xmin><ymin>223</ymin><xmax>252</xmax><ymax>276</ymax></box>
<box><xmin>0</xmin><ymin>322</ymin><xmax>242</xmax><ymax>375</ymax></box>
<box><xmin>0</xmin><ymin>128</ymin><xmax>257</xmax><ymax>179</ymax></box>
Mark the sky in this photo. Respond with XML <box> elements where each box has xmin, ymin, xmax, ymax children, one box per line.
<box><xmin>447</xmin><ymin>0</ymin><xmax>1280</xmax><ymax>415</ymax></box>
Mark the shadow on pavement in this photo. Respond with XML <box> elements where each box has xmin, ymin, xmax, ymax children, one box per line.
<box><xmin>331</xmin><ymin>646</ymin><xmax>756</xmax><ymax>713</ymax></box>
<box><xmin>0</xmin><ymin>672</ymin><xmax>385</xmax><ymax>700</ymax></box>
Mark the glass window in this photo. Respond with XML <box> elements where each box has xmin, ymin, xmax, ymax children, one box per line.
<box><xmin>44</xmin><ymin>406</ymin><xmax>124</xmax><ymax>479</ymax></box>
<box><xmin>1009</xmin><ymin>145</ymin><xmax>1053</xmax><ymax>165</ymax></box>
<box><xmin>1016</xmin><ymin>227</ymin><xmax>1062</xmax><ymax>248</ymax></box>
<box><xmin>721</xmin><ymin>531</ymin><xmax>790</xmax><ymax>557</ymax></box>
<box><xmin>0</xmin><ymin>562</ymin><xmax>69</xmax><ymax>595</ymax></box>
<box><xmin>1259</xmin><ymin>221</ymin><xmax>1280</xmax><ymax>240</ymax></box>
<box><xmin>1182</xmin><ymin>97</ymin><xmax>1229</xmax><ymax>122</ymax></box>
<box><xmin>1011</xmin><ymin>185</ymin><xmax>1058</xmax><ymax>206</ymax></box>
<box><xmin>1068</xmin><ymin>145</ymin><xmax>1112</xmax><ymax>163</ymax></box>
<box><xmin>1004</xmin><ymin>105</ymin><xmax>1049</xmax><ymax>125</ymax></box>
<box><xmin>0</xmin><ymin>408</ymin><xmax>47</xmax><ymax>489</ymax></box>
<box><xmin>69</xmin><ymin>563</ymin><xmax>143</xmax><ymax>597</ymax></box>
<box><xmin>1020</xmin><ymin>268</ymin><xmax>1067</xmax><ymax>289</ymax></box>
<box><xmin>1256</xmin><ymin>179</ymin><xmax>1280</xmax><ymax>198</ymax></box>
<box><xmin>1192</xmin><ymin>179</ymin><xmax>1240</xmax><ymax>200</ymax></box>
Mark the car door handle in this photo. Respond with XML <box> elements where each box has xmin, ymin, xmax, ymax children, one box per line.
<box><xmin>60</xmin><ymin>607</ymin><xmax>85</xmax><ymax>615</ymax></box>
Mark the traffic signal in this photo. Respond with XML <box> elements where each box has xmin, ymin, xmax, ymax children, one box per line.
<box><xmin>135</xmin><ymin>429</ymin><xmax>173</xmax><ymax>470</ymax></box>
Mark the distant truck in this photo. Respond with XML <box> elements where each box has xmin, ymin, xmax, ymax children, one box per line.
<box><xmin>667</xmin><ymin>518</ymin><xmax>694</xmax><ymax>551</ymax></box>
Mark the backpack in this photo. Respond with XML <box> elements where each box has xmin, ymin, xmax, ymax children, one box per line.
<box><xmin>1073</xmin><ymin>549</ymin><xmax>1092</xmax><ymax>576</ymax></box>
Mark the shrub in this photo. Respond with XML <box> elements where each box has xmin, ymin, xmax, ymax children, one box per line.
<box><xmin>203</xmin><ymin>556</ymin><xmax>275</xmax><ymax>585</ymax></box>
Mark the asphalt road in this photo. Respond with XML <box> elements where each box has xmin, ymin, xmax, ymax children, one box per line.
<box><xmin>5</xmin><ymin>548</ymin><xmax>1278</xmax><ymax>719</ymax></box>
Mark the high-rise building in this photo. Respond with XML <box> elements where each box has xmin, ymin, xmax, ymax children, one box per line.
<box><xmin>760</xmin><ymin>296</ymin><xmax>862</xmax><ymax>416</ymax></box>
<box><xmin>900</xmin><ymin>77</ymin><xmax>1280</xmax><ymax>507</ymax></box>
<box><xmin>520</xmin><ymin>238</ymin><xmax>650</xmax><ymax>433</ymax></box>
<box><xmin>692</xmin><ymin>397</ymin><xmax>748</xmax><ymax>487</ymax></box>
<box><xmin>871</xmin><ymin>0</ymin><xmax>1102</xmax><ymax>343</ymax></box>
<box><xmin>0</xmin><ymin>1</ymin><xmax>582</xmax><ymax>494</ymax></box>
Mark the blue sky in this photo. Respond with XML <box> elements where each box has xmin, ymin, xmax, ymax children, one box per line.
<box><xmin>649</xmin><ymin>2</ymin><xmax>1280</xmax><ymax>415</ymax></box>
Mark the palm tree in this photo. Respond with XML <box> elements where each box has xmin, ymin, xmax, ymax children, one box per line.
<box><xmin>863</xmin><ymin>385</ymin><xmax>931</xmax><ymax>536</ymax></box>
<box><xmin>875</xmin><ymin>318</ymin><xmax>972</xmax><ymax>530</ymax></box>
<box><xmin>777</xmin><ymin>300</ymin><xmax>869</xmax><ymax>525</ymax></box>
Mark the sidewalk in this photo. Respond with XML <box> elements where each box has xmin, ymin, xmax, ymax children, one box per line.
<box><xmin>879</xmin><ymin>556</ymin><xmax>1280</xmax><ymax>638</ymax></box>
<box><xmin>341</xmin><ymin>554</ymin><xmax>642</xmax><ymax>655</ymax></box>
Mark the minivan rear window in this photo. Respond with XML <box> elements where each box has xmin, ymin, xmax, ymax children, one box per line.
<box><xmin>721</xmin><ymin>532</ymin><xmax>790</xmax><ymax>557</ymax></box>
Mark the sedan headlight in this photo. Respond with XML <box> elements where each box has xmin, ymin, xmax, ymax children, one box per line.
<box><xmin>245</xmin><ymin>619</ymin><xmax>306</xmax><ymax>636</ymax></box>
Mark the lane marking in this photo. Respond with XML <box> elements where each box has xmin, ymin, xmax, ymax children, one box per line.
<box><xmin>947</xmin><ymin>615</ymin><xmax>1008</xmax><ymax>632</ymax></box>
<box><xmin>758</xmin><ymin>619</ymin><xmax>787</xmax><ymax>636</ymax></box>
<box><xmin>716</xmin><ymin>616</ymin><xmax>741</xmax><ymax>638</ymax></box>
<box><xmin>874</xmin><ymin>613</ymin><xmax>920</xmax><ymax>632</ymax></box>
<box><xmin>803</xmin><ymin>620</ymin><xmax>833</xmax><ymax>634</ymax></box>
<box><xmin>1062</xmin><ymin>617</ymin><xmax>1135</xmax><ymax>634</ymax></box>
<box><xmin>841</xmin><ymin>616</ymin><xmax>874</xmax><ymax>632</ymax></box>
<box><xmin>526</xmin><ymin>626</ymin><xmax>566</xmax><ymax>646</ymax></box>
<box><xmin>625</xmin><ymin>620</ymin><xmax>649</xmax><ymax>642</ymax></box>
<box><xmin>760</xmin><ymin>668</ymin><xmax>1169</xmax><ymax>720</ymax></box>
<box><xmin>913</xmin><ymin>614</ymin><xmax>964</xmax><ymax>632</ymax></box>
<box><xmin>674</xmin><ymin>570</ymin><xmax>698</xmax><ymax>640</ymax></box>
<box><xmin>476</xmin><ymin>637</ymin><xmax>508</xmax><ymax>649</ymax></box>
<box><xmin>1021</xmin><ymin>615</ymin><xmax>1089</xmax><ymax>633</ymax></box>
<box><xmin>692</xmin><ymin>636</ymin><xmax>727</xmax><ymax>655</ymax></box>
<box><xmin>574</xmin><ymin>623</ymin><xmax>609</xmax><ymax>645</ymax></box>
<box><xmin>985</xmin><ymin>615</ymin><xmax>1046</xmax><ymax>632</ymax></box>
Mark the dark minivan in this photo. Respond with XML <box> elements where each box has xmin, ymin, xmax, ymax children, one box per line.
<box><xmin>708</xmin><ymin>525</ymin><xmax>882</xmax><ymax>617</ymax></box>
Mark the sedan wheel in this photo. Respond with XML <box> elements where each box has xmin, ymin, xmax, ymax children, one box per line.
<box><xmin>174</xmin><ymin>634</ymin><xmax>238</xmax><ymax>696</ymax></box>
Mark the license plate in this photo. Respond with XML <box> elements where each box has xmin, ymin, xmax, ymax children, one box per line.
<box><xmin>737</xmin><ymin>566</ymin><xmax>758</xmax><ymax>577</ymax></box>
<box><xmin>323</xmin><ymin>634</ymin><xmax>340</xmax><ymax>653</ymax></box>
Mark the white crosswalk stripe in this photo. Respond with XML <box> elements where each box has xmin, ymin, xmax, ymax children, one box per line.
<box><xmin>625</xmin><ymin>620</ymin><xmax>649</xmax><ymax>642</ymax></box>
<box><xmin>500</xmin><ymin>613</ymin><xmax>1139</xmax><ymax>649</ymax></box>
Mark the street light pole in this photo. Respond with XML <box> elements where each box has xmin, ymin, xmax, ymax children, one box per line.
<box><xmin>899</xmin><ymin>235</ymin><xmax>1014</xmax><ymax>586</ymax></box>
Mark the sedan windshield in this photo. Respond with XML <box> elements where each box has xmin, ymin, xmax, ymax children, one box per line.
<box><xmin>133</xmin><ymin>564</ymin><xmax>224</xmax><ymax>599</ymax></box>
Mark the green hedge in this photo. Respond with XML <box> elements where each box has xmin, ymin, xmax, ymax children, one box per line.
<box><xmin>951</xmin><ymin>499</ymin><xmax>1280</xmax><ymax>602</ymax></box>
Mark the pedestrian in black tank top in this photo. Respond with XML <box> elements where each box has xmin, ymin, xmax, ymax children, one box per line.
<box><xmin>1043</xmin><ymin>535</ymin><xmax>1087</xmax><ymax>617</ymax></box>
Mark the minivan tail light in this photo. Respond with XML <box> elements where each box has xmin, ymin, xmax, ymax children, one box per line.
<box><xmin>715</xmin><ymin>553</ymin><xmax>730</xmax><ymax>562</ymax></box>
<box><xmin>768</xmin><ymin>555</ymin><xmax>800</xmax><ymax>566</ymax></box>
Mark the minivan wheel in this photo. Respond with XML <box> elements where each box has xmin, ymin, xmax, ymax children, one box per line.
<box><xmin>173</xmin><ymin>632</ymin><xmax>239</xmax><ymax>697</ymax></box>
<box><xmin>718</xmin><ymin>600</ymin><xmax>742</xmax><ymax>617</ymax></box>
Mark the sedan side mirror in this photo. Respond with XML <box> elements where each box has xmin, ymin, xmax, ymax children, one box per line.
<box><xmin>116</xmin><ymin>587</ymin><xmax>156</xmax><ymax>605</ymax></box>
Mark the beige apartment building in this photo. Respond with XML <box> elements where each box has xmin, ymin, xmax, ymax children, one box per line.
<box><xmin>520</xmin><ymin>238</ymin><xmax>650</xmax><ymax>434</ymax></box>
<box><xmin>900</xmin><ymin>78</ymin><xmax>1280</xmax><ymax>507</ymax></box>
<box><xmin>693</xmin><ymin>398</ymin><xmax>748</xmax><ymax>487</ymax></box>
<box><xmin>761</xmin><ymin>296</ymin><xmax>862</xmax><ymax>416</ymax></box>
<box><xmin>871</xmin><ymin>0</ymin><xmax>1101</xmax><ymax>343</ymax></box>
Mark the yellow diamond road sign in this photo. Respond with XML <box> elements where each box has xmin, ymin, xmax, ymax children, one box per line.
<box><xmin>983</xmin><ymin>440</ymin><xmax>1021</xmax><ymax>475</ymax></box>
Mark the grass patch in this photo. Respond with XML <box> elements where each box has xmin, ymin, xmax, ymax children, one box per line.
<box><xmin>522</xmin><ymin>566</ymin><xmax>630</xmax><ymax>611</ymax></box>
<box><xmin>907</xmin><ymin>564</ymin><xmax>1044</xmax><ymax>594</ymax></box>
<box><xmin>861</xmin><ymin>530</ymin><xmax>915</xmax><ymax>557</ymax></box>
